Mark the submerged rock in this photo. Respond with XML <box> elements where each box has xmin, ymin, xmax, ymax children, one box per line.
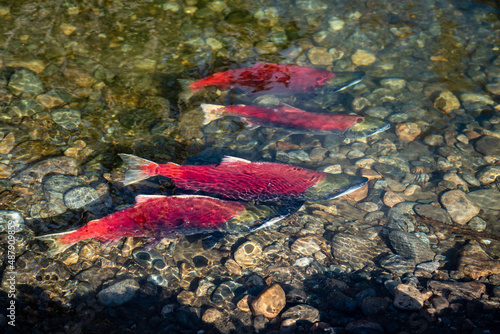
<box><xmin>393</xmin><ymin>284</ymin><xmax>424</xmax><ymax>311</ymax></box>
<box><xmin>97</xmin><ymin>279</ymin><xmax>140</xmax><ymax>307</ymax></box>
<box><xmin>440</xmin><ymin>190</ymin><xmax>480</xmax><ymax>225</ymax></box>
<box><xmin>457</xmin><ymin>242</ymin><xmax>500</xmax><ymax>279</ymax></box>
<box><xmin>250</xmin><ymin>283</ymin><xmax>286</xmax><ymax>319</ymax></box>
<box><xmin>8</xmin><ymin>69</ymin><xmax>44</xmax><ymax>97</ymax></box>
<box><xmin>388</xmin><ymin>230</ymin><xmax>435</xmax><ymax>264</ymax></box>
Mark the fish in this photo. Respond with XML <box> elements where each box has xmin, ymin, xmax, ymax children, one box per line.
<box><xmin>200</xmin><ymin>103</ymin><xmax>390</xmax><ymax>138</ymax></box>
<box><xmin>36</xmin><ymin>195</ymin><xmax>298</xmax><ymax>256</ymax></box>
<box><xmin>119</xmin><ymin>154</ymin><xmax>368</xmax><ymax>202</ymax></box>
<box><xmin>189</xmin><ymin>62</ymin><xmax>365</xmax><ymax>95</ymax></box>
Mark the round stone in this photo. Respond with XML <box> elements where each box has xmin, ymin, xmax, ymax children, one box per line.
<box><xmin>97</xmin><ymin>279</ymin><xmax>140</xmax><ymax>307</ymax></box>
<box><xmin>64</xmin><ymin>186</ymin><xmax>100</xmax><ymax>209</ymax></box>
<box><xmin>250</xmin><ymin>283</ymin><xmax>286</xmax><ymax>319</ymax></box>
<box><xmin>8</xmin><ymin>69</ymin><xmax>44</xmax><ymax>97</ymax></box>
<box><xmin>393</xmin><ymin>284</ymin><xmax>424</xmax><ymax>311</ymax></box>
<box><xmin>467</xmin><ymin>189</ymin><xmax>500</xmax><ymax>211</ymax></box>
<box><xmin>434</xmin><ymin>90</ymin><xmax>460</xmax><ymax>112</ymax></box>
<box><xmin>202</xmin><ymin>308</ymin><xmax>223</xmax><ymax>323</ymax></box>
<box><xmin>440</xmin><ymin>190</ymin><xmax>480</xmax><ymax>225</ymax></box>
<box><xmin>51</xmin><ymin>109</ymin><xmax>81</xmax><ymax>130</ymax></box>
<box><xmin>290</xmin><ymin>236</ymin><xmax>321</xmax><ymax>256</ymax></box>
<box><xmin>351</xmin><ymin>49</ymin><xmax>376</xmax><ymax>66</ymax></box>
<box><xmin>234</xmin><ymin>241</ymin><xmax>262</xmax><ymax>267</ymax></box>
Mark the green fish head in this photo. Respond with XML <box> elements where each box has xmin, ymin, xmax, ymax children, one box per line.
<box><xmin>323</xmin><ymin>71</ymin><xmax>365</xmax><ymax>93</ymax></box>
<box><xmin>344</xmin><ymin>116</ymin><xmax>391</xmax><ymax>139</ymax></box>
<box><xmin>303</xmin><ymin>173</ymin><xmax>368</xmax><ymax>201</ymax></box>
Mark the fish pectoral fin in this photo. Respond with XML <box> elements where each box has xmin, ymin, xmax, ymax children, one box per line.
<box><xmin>200</xmin><ymin>103</ymin><xmax>225</xmax><ymax>125</ymax></box>
<box><xmin>135</xmin><ymin>194</ymin><xmax>168</xmax><ymax>203</ymax></box>
<box><xmin>94</xmin><ymin>235</ymin><xmax>122</xmax><ymax>245</ymax></box>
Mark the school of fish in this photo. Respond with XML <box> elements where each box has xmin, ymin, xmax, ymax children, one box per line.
<box><xmin>38</xmin><ymin>62</ymin><xmax>390</xmax><ymax>255</ymax></box>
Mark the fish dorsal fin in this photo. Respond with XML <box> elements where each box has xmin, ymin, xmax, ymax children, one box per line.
<box><xmin>221</xmin><ymin>156</ymin><xmax>251</xmax><ymax>164</ymax></box>
<box><xmin>135</xmin><ymin>195</ymin><xmax>167</xmax><ymax>203</ymax></box>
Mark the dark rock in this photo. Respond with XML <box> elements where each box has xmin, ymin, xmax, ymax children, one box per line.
<box><xmin>457</xmin><ymin>241</ymin><xmax>500</xmax><ymax>279</ymax></box>
<box><xmin>361</xmin><ymin>297</ymin><xmax>389</xmax><ymax>315</ymax></box>
<box><xmin>379</xmin><ymin>254</ymin><xmax>416</xmax><ymax>275</ymax></box>
<box><xmin>475</xmin><ymin>136</ymin><xmax>500</xmax><ymax>156</ymax></box>
<box><xmin>388</xmin><ymin>230</ymin><xmax>435</xmax><ymax>264</ymax></box>
<box><xmin>97</xmin><ymin>279</ymin><xmax>140</xmax><ymax>307</ymax></box>
<box><xmin>345</xmin><ymin>319</ymin><xmax>384</xmax><ymax>334</ymax></box>
<box><xmin>414</xmin><ymin>204</ymin><xmax>452</xmax><ymax>224</ymax></box>
<box><xmin>427</xmin><ymin>280</ymin><xmax>486</xmax><ymax>300</ymax></box>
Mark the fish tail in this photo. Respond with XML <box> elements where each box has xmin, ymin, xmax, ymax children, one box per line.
<box><xmin>178</xmin><ymin>78</ymin><xmax>197</xmax><ymax>101</ymax></box>
<box><xmin>35</xmin><ymin>230</ymin><xmax>78</xmax><ymax>257</ymax></box>
<box><xmin>119</xmin><ymin>153</ymin><xmax>158</xmax><ymax>185</ymax></box>
<box><xmin>200</xmin><ymin>103</ymin><xmax>226</xmax><ymax>125</ymax></box>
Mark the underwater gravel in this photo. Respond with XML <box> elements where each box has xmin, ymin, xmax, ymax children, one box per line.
<box><xmin>0</xmin><ymin>0</ymin><xmax>500</xmax><ymax>333</ymax></box>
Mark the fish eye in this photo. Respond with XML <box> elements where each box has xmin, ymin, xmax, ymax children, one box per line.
<box><xmin>356</xmin><ymin>118</ymin><xmax>363</xmax><ymax>124</ymax></box>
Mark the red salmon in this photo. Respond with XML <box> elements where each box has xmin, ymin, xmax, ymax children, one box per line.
<box><xmin>37</xmin><ymin>195</ymin><xmax>293</xmax><ymax>255</ymax></box>
<box><xmin>189</xmin><ymin>62</ymin><xmax>364</xmax><ymax>95</ymax></box>
<box><xmin>201</xmin><ymin>103</ymin><xmax>364</xmax><ymax>133</ymax></box>
<box><xmin>119</xmin><ymin>154</ymin><xmax>368</xmax><ymax>202</ymax></box>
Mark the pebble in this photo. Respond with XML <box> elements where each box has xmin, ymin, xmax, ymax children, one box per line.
<box><xmin>211</xmin><ymin>281</ymin><xmax>244</xmax><ymax>304</ymax></box>
<box><xmin>416</xmin><ymin>261</ymin><xmax>440</xmax><ymax>273</ymax></box>
<box><xmin>331</xmin><ymin>234</ymin><xmax>377</xmax><ymax>264</ymax></box>
<box><xmin>380</xmin><ymin>78</ymin><xmax>406</xmax><ymax>90</ymax></box>
<box><xmin>460</xmin><ymin>92</ymin><xmax>495</xmax><ymax>105</ymax></box>
<box><xmin>195</xmin><ymin>279</ymin><xmax>216</xmax><ymax>297</ymax></box>
<box><xmin>36</xmin><ymin>88</ymin><xmax>73</xmax><ymax>109</ymax></box>
<box><xmin>64</xmin><ymin>186</ymin><xmax>100</xmax><ymax>209</ymax></box>
<box><xmin>430</xmin><ymin>295</ymin><xmax>449</xmax><ymax>313</ymax></box>
<box><xmin>177</xmin><ymin>290</ymin><xmax>197</xmax><ymax>306</ymax></box>
<box><xmin>476</xmin><ymin>165</ymin><xmax>500</xmax><ymax>184</ymax></box>
<box><xmin>328</xmin><ymin>16</ymin><xmax>345</xmax><ymax>31</ymax></box>
<box><xmin>0</xmin><ymin>132</ymin><xmax>15</xmax><ymax>154</ymax></box>
<box><xmin>351</xmin><ymin>49</ymin><xmax>376</xmax><ymax>66</ymax></box>
<box><xmin>0</xmin><ymin>210</ymin><xmax>25</xmax><ymax>232</ymax></box>
<box><xmin>383</xmin><ymin>191</ymin><xmax>404</xmax><ymax>208</ymax></box>
<box><xmin>440</xmin><ymin>190</ymin><xmax>480</xmax><ymax>225</ymax></box>
<box><xmin>427</xmin><ymin>280</ymin><xmax>485</xmax><ymax>300</ymax></box>
<box><xmin>467</xmin><ymin>216</ymin><xmax>487</xmax><ymax>232</ymax></box>
<box><xmin>224</xmin><ymin>259</ymin><xmax>242</xmax><ymax>276</ymax></box>
<box><xmin>290</xmin><ymin>236</ymin><xmax>321</xmax><ymax>256</ymax></box>
<box><xmin>51</xmin><ymin>109</ymin><xmax>81</xmax><ymax>130</ymax></box>
<box><xmin>364</xmin><ymin>106</ymin><xmax>391</xmax><ymax>118</ymax></box>
<box><xmin>434</xmin><ymin>90</ymin><xmax>460</xmax><ymax>112</ymax></box>
<box><xmin>97</xmin><ymin>279</ymin><xmax>139</xmax><ymax>307</ymax></box>
<box><xmin>308</xmin><ymin>47</ymin><xmax>334</xmax><ymax>65</ymax></box>
<box><xmin>457</xmin><ymin>242</ymin><xmax>500</xmax><ymax>279</ymax></box>
<box><xmin>250</xmin><ymin>283</ymin><xmax>286</xmax><ymax>319</ymax></box>
<box><xmin>393</xmin><ymin>284</ymin><xmax>424</xmax><ymax>311</ymax></box>
<box><xmin>202</xmin><ymin>308</ymin><xmax>223</xmax><ymax>323</ymax></box>
<box><xmin>395</xmin><ymin>123</ymin><xmax>421</xmax><ymax>141</ymax></box>
<box><xmin>388</xmin><ymin>230</ymin><xmax>435</xmax><ymax>264</ymax></box>
<box><xmin>8</xmin><ymin>69</ymin><xmax>44</xmax><ymax>97</ymax></box>
<box><xmin>234</xmin><ymin>241</ymin><xmax>262</xmax><ymax>267</ymax></box>
<box><xmin>280</xmin><ymin>304</ymin><xmax>320</xmax><ymax>323</ymax></box>
<box><xmin>423</xmin><ymin>134</ymin><xmax>444</xmax><ymax>146</ymax></box>
<box><xmin>486</xmin><ymin>82</ymin><xmax>500</xmax><ymax>95</ymax></box>
<box><xmin>60</xmin><ymin>23</ymin><xmax>77</xmax><ymax>35</ymax></box>
<box><xmin>475</xmin><ymin>136</ymin><xmax>500</xmax><ymax>156</ymax></box>
<box><xmin>467</xmin><ymin>189</ymin><xmax>500</xmax><ymax>210</ymax></box>
<box><xmin>379</xmin><ymin>254</ymin><xmax>416</xmax><ymax>275</ymax></box>
<box><xmin>414</xmin><ymin>204</ymin><xmax>452</xmax><ymax>224</ymax></box>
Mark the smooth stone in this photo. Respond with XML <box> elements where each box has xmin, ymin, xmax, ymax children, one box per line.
<box><xmin>457</xmin><ymin>242</ymin><xmax>500</xmax><ymax>279</ymax></box>
<box><xmin>97</xmin><ymin>279</ymin><xmax>139</xmax><ymax>307</ymax></box>
<box><xmin>345</xmin><ymin>319</ymin><xmax>384</xmax><ymax>334</ymax></box>
<box><xmin>475</xmin><ymin>136</ymin><xmax>500</xmax><ymax>156</ymax></box>
<box><xmin>460</xmin><ymin>92</ymin><xmax>495</xmax><ymax>105</ymax></box>
<box><xmin>64</xmin><ymin>186</ymin><xmax>101</xmax><ymax>209</ymax></box>
<box><xmin>177</xmin><ymin>291</ymin><xmax>197</xmax><ymax>306</ymax></box>
<box><xmin>424</xmin><ymin>134</ymin><xmax>444</xmax><ymax>146</ymax></box>
<box><xmin>195</xmin><ymin>279</ymin><xmax>216</xmax><ymax>297</ymax></box>
<box><xmin>388</xmin><ymin>230</ymin><xmax>435</xmax><ymax>264</ymax></box>
<box><xmin>476</xmin><ymin>166</ymin><xmax>500</xmax><ymax>184</ymax></box>
<box><xmin>0</xmin><ymin>211</ymin><xmax>25</xmax><ymax>232</ymax></box>
<box><xmin>395</xmin><ymin>123</ymin><xmax>421</xmax><ymax>141</ymax></box>
<box><xmin>393</xmin><ymin>284</ymin><xmax>424</xmax><ymax>311</ymax></box>
<box><xmin>364</xmin><ymin>106</ymin><xmax>391</xmax><ymax>118</ymax></box>
<box><xmin>380</xmin><ymin>78</ymin><xmax>406</xmax><ymax>90</ymax></box>
<box><xmin>383</xmin><ymin>191</ymin><xmax>404</xmax><ymax>208</ymax></box>
<box><xmin>7</xmin><ymin>98</ymin><xmax>43</xmax><ymax>118</ymax></box>
<box><xmin>234</xmin><ymin>241</ymin><xmax>262</xmax><ymax>267</ymax></box>
<box><xmin>250</xmin><ymin>283</ymin><xmax>286</xmax><ymax>319</ymax></box>
<box><xmin>467</xmin><ymin>189</ymin><xmax>500</xmax><ymax>210</ymax></box>
<box><xmin>36</xmin><ymin>88</ymin><xmax>73</xmax><ymax>109</ymax></box>
<box><xmin>414</xmin><ymin>204</ymin><xmax>452</xmax><ymax>224</ymax></box>
<box><xmin>440</xmin><ymin>190</ymin><xmax>480</xmax><ymax>225</ymax></box>
<box><xmin>290</xmin><ymin>236</ymin><xmax>321</xmax><ymax>256</ymax></box>
<box><xmin>416</xmin><ymin>261</ymin><xmax>440</xmax><ymax>273</ymax></box>
<box><xmin>0</xmin><ymin>133</ymin><xmax>15</xmax><ymax>155</ymax></box>
<box><xmin>308</xmin><ymin>47</ymin><xmax>334</xmax><ymax>66</ymax></box>
<box><xmin>8</xmin><ymin>69</ymin><xmax>44</xmax><ymax>97</ymax></box>
<box><xmin>332</xmin><ymin>234</ymin><xmax>377</xmax><ymax>264</ymax></box>
<box><xmin>280</xmin><ymin>304</ymin><xmax>320</xmax><ymax>323</ymax></box>
<box><xmin>328</xmin><ymin>291</ymin><xmax>356</xmax><ymax>312</ymax></box>
<box><xmin>467</xmin><ymin>216</ymin><xmax>487</xmax><ymax>232</ymax></box>
<box><xmin>361</xmin><ymin>297</ymin><xmax>389</xmax><ymax>316</ymax></box>
<box><xmin>486</xmin><ymin>82</ymin><xmax>500</xmax><ymax>95</ymax></box>
<box><xmin>202</xmin><ymin>308</ymin><xmax>223</xmax><ymax>323</ymax></box>
<box><xmin>430</xmin><ymin>296</ymin><xmax>449</xmax><ymax>313</ymax></box>
<box><xmin>51</xmin><ymin>109</ymin><xmax>81</xmax><ymax>130</ymax></box>
<box><xmin>379</xmin><ymin>254</ymin><xmax>416</xmax><ymax>275</ymax></box>
<box><xmin>328</xmin><ymin>16</ymin><xmax>345</xmax><ymax>31</ymax></box>
<box><xmin>434</xmin><ymin>90</ymin><xmax>460</xmax><ymax>112</ymax></box>
<box><xmin>224</xmin><ymin>259</ymin><xmax>242</xmax><ymax>276</ymax></box>
<box><xmin>351</xmin><ymin>49</ymin><xmax>376</xmax><ymax>66</ymax></box>
<box><xmin>427</xmin><ymin>280</ymin><xmax>485</xmax><ymax>300</ymax></box>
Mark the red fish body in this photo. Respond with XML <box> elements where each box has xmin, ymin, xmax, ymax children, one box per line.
<box><xmin>201</xmin><ymin>103</ymin><xmax>363</xmax><ymax>133</ymax></box>
<box><xmin>119</xmin><ymin>155</ymin><xmax>367</xmax><ymax>202</ymax></box>
<box><xmin>37</xmin><ymin>195</ymin><xmax>292</xmax><ymax>255</ymax></box>
<box><xmin>189</xmin><ymin>62</ymin><xmax>364</xmax><ymax>95</ymax></box>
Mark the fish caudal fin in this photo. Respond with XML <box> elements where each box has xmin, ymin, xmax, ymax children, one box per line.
<box><xmin>35</xmin><ymin>230</ymin><xmax>78</xmax><ymax>257</ymax></box>
<box><xmin>200</xmin><ymin>103</ymin><xmax>226</xmax><ymax>125</ymax></box>
<box><xmin>178</xmin><ymin>79</ymin><xmax>197</xmax><ymax>101</ymax></box>
<box><xmin>119</xmin><ymin>153</ymin><xmax>157</xmax><ymax>185</ymax></box>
